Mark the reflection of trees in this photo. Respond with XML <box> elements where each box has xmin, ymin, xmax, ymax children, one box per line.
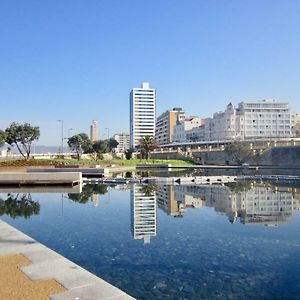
<box><xmin>227</xmin><ymin>182</ymin><xmax>252</xmax><ymax>193</ymax></box>
<box><xmin>140</xmin><ymin>185</ymin><xmax>157</xmax><ymax>196</ymax></box>
<box><xmin>0</xmin><ymin>193</ymin><xmax>40</xmax><ymax>219</ymax></box>
<box><xmin>68</xmin><ymin>185</ymin><xmax>108</xmax><ymax>204</ymax></box>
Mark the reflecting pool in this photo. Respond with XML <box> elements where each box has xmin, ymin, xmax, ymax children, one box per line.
<box><xmin>1</xmin><ymin>183</ymin><xmax>300</xmax><ymax>299</ymax></box>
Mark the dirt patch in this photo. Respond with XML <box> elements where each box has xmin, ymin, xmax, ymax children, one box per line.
<box><xmin>0</xmin><ymin>253</ymin><xmax>66</xmax><ymax>300</ymax></box>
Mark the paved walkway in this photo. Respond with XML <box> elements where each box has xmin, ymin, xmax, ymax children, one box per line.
<box><xmin>0</xmin><ymin>220</ymin><xmax>135</xmax><ymax>300</ymax></box>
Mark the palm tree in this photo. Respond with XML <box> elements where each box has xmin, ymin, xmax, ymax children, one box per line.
<box><xmin>138</xmin><ymin>136</ymin><xmax>157</xmax><ymax>159</ymax></box>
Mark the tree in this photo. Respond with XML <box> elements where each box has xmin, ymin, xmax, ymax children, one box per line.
<box><xmin>92</xmin><ymin>140</ymin><xmax>108</xmax><ymax>154</ymax></box>
<box><xmin>5</xmin><ymin>122</ymin><xmax>40</xmax><ymax>160</ymax></box>
<box><xmin>0</xmin><ymin>130</ymin><xmax>6</xmax><ymax>147</ymax></box>
<box><xmin>125</xmin><ymin>149</ymin><xmax>133</xmax><ymax>160</ymax></box>
<box><xmin>107</xmin><ymin>138</ymin><xmax>119</xmax><ymax>152</ymax></box>
<box><xmin>68</xmin><ymin>133</ymin><xmax>91</xmax><ymax>160</ymax></box>
<box><xmin>224</xmin><ymin>141</ymin><xmax>253</xmax><ymax>165</ymax></box>
<box><xmin>138</xmin><ymin>136</ymin><xmax>157</xmax><ymax>159</ymax></box>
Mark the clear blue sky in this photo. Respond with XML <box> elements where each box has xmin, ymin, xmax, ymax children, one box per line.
<box><xmin>1</xmin><ymin>0</ymin><xmax>300</xmax><ymax>146</ymax></box>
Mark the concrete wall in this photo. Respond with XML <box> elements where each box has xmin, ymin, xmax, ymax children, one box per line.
<box><xmin>152</xmin><ymin>146</ymin><xmax>300</xmax><ymax>166</ymax></box>
<box><xmin>196</xmin><ymin>146</ymin><xmax>300</xmax><ymax>166</ymax></box>
<box><xmin>262</xmin><ymin>146</ymin><xmax>300</xmax><ymax>166</ymax></box>
<box><xmin>28</xmin><ymin>168</ymin><xmax>109</xmax><ymax>175</ymax></box>
<box><xmin>0</xmin><ymin>172</ymin><xmax>82</xmax><ymax>184</ymax></box>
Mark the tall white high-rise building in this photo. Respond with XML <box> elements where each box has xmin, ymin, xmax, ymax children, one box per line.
<box><xmin>130</xmin><ymin>82</ymin><xmax>156</xmax><ymax>148</ymax></box>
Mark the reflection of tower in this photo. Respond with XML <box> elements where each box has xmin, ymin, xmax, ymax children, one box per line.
<box><xmin>131</xmin><ymin>185</ymin><xmax>157</xmax><ymax>244</ymax></box>
<box><xmin>91</xmin><ymin>194</ymin><xmax>99</xmax><ymax>207</ymax></box>
<box><xmin>90</xmin><ymin>120</ymin><xmax>99</xmax><ymax>142</ymax></box>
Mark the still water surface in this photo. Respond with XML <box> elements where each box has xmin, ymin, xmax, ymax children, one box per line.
<box><xmin>1</xmin><ymin>183</ymin><xmax>300</xmax><ymax>299</ymax></box>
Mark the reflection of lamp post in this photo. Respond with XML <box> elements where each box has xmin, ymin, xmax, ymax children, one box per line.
<box><xmin>58</xmin><ymin>120</ymin><xmax>64</xmax><ymax>154</ymax></box>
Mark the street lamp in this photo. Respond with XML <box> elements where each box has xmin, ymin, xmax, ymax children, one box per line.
<box><xmin>105</xmin><ymin>127</ymin><xmax>110</xmax><ymax>140</ymax></box>
<box><xmin>57</xmin><ymin>120</ymin><xmax>64</xmax><ymax>155</ymax></box>
<box><xmin>68</xmin><ymin>128</ymin><xmax>73</xmax><ymax>138</ymax></box>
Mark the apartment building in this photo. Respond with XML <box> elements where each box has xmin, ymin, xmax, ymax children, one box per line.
<box><xmin>113</xmin><ymin>133</ymin><xmax>130</xmax><ymax>152</ymax></box>
<box><xmin>155</xmin><ymin>107</ymin><xmax>185</xmax><ymax>145</ymax></box>
<box><xmin>173</xmin><ymin>116</ymin><xmax>204</xmax><ymax>143</ymax></box>
<box><xmin>171</xmin><ymin>100</ymin><xmax>295</xmax><ymax>144</ymax></box>
<box><xmin>130</xmin><ymin>82</ymin><xmax>156</xmax><ymax>148</ymax></box>
<box><xmin>238</xmin><ymin>100</ymin><xmax>294</xmax><ymax>140</ymax></box>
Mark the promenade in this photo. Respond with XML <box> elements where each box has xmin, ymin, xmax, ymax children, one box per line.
<box><xmin>0</xmin><ymin>220</ymin><xmax>135</xmax><ymax>300</ymax></box>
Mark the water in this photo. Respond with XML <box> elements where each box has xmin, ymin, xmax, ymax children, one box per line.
<box><xmin>1</xmin><ymin>183</ymin><xmax>300</xmax><ymax>299</ymax></box>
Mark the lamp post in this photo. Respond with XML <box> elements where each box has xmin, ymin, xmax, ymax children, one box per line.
<box><xmin>58</xmin><ymin>120</ymin><xmax>64</xmax><ymax>155</ymax></box>
<box><xmin>105</xmin><ymin>127</ymin><xmax>110</xmax><ymax>152</ymax></box>
<box><xmin>105</xmin><ymin>127</ymin><xmax>110</xmax><ymax>140</ymax></box>
<box><xmin>68</xmin><ymin>128</ymin><xmax>73</xmax><ymax>138</ymax></box>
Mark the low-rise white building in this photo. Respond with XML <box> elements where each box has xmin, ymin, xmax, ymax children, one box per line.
<box><xmin>113</xmin><ymin>133</ymin><xmax>130</xmax><ymax>152</ymax></box>
<box><xmin>172</xmin><ymin>100</ymin><xmax>296</xmax><ymax>144</ymax></box>
<box><xmin>173</xmin><ymin>116</ymin><xmax>204</xmax><ymax>143</ymax></box>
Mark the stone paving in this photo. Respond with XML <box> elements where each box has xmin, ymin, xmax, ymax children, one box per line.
<box><xmin>0</xmin><ymin>220</ymin><xmax>135</xmax><ymax>300</ymax></box>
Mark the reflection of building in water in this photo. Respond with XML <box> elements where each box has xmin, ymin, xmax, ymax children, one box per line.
<box><xmin>156</xmin><ymin>186</ymin><xmax>185</xmax><ymax>217</ymax></box>
<box><xmin>292</xmin><ymin>188</ymin><xmax>300</xmax><ymax>210</ymax></box>
<box><xmin>238</xmin><ymin>186</ymin><xmax>295</xmax><ymax>226</ymax></box>
<box><xmin>159</xmin><ymin>184</ymin><xmax>299</xmax><ymax>226</ymax></box>
<box><xmin>91</xmin><ymin>194</ymin><xmax>99</xmax><ymax>207</ymax></box>
<box><xmin>130</xmin><ymin>185</ymin><xmax>157</xmax><ymax>244</ymax></box>
<box><xmin>113</xmin><ymin>185</ymin><xmax>130</xmax><ymax>191</ymax></box>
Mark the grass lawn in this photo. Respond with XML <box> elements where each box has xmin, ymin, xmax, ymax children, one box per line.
<box><xmin>0</xmin><ymin>158</ymin><xmax>194</xmax><ymax>167</ymax></box>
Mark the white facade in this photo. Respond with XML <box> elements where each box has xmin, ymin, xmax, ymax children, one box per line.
<box><xmin>130</xmin><ymin>82</ymin><xmax>156</xmax><ymax>148</ymax></box>
<box><xmin>113</xmin><ymin>133</ymin><xmax>130</xmax><ymax>152</ymax></box>
<box><xmin>290</xmin><ymin>112</ymin><xmax>300</xmax><ymax>136</ymax></box>
<box><xmin>172</xmin><ymin>100</ymin><xmax>295</xmax><ymax>144</ymax></box>
<box><xmin>173</xmin><ymin>116</ymin><xmax>204</xmax><ymax>143</ymax></box>
<box><xmin>238</xmin><ymin>100</ymin><xmax>293</xmax><ymax>140</ymax></box>
<box><xmin>209</xmin><ymin>102</ymin><xmax>243</xmax><ymax>141</ymax></box>
<box><xmin>130</xmin><ymin>185</ymin><xmax>157</xmax><ymax>244</ymax></box>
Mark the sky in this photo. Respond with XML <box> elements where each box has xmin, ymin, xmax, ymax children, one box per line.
<box><xmin>1</xmin><ymin>0</ymin><xmax>300</xmax><ymax>146</ymax></box>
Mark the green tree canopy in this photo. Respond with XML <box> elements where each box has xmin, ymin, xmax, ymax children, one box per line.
<box><xmin>125</xmin><ymin>149</ymin><xmax>133</xmax><ymax>160</ymax></box>
<box><xmin>224</xmin><ymin>141</ymin><xmax>253</xmax><ymax>165</ymax></box>
<box><xmin>138</xmin><ymin>136</ymin><xmax>157</xmax><ymax>159</ymax></box>
<box><xmin>0</xmin><ymin>129</ymin><xmax>6</xmax><ymax>147</ymax></box>
<box><xmin>5</xmin><ymin>122</ymin><xmax>40</xmax><ymax>160</ymax></box>
<box><xmin>107</xmin><ymin>138</ymin><xmax>119</xmax><ymax>151</ymax></box>
<box><xmin>68</xmin><ymin>133</ymin><xmax>92</xmax><ymax>160</ymax></box>
<box><xmin>92</xmin><ymin>140</ymin><xmax>108</xmax><ymax>154</ymax></box>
